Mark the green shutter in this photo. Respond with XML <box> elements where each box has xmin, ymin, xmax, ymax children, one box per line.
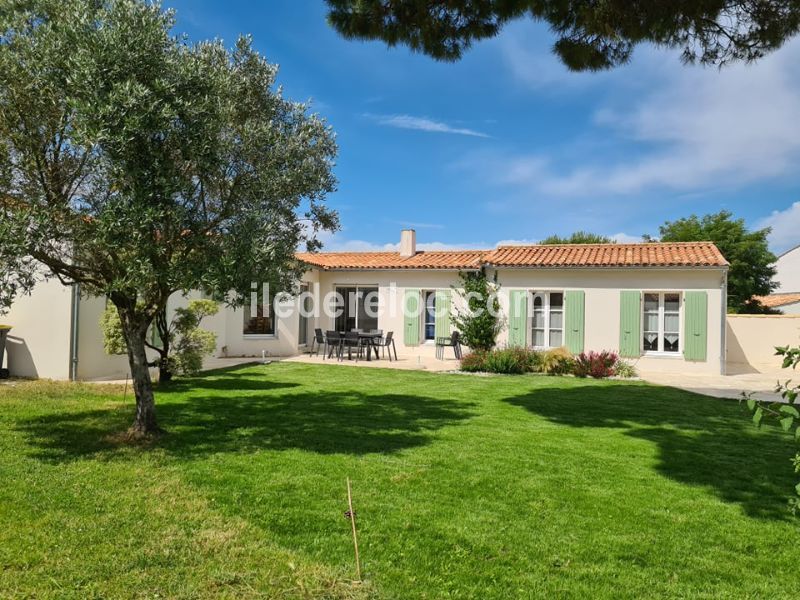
<box><xmin>508</xmin><ymin>290</ymin><xmax>528</xmax><ymax>347</ymax></box>
<box><xmin>684</xmin><ymin>291</ymin><xmax>708</xmax><ymax>361</ymax></box>
<box><xmin>434</xmin><ymin>289</ymin><xmax>451</xmax><ymax>340</ymax></box>
<box><xmin>404</xmin><ymin>289</ymin><xmax>421</xmax><ymax>346</ymax></box>
<box><xmin>619</xmin><ymin>291</ymin><xmax>641</xmax><ymax>358</ymax></box>
<box><xmin>564</xmin><ymin>290</ymin><xmax>585</xmax><ymax>354</ymax></box>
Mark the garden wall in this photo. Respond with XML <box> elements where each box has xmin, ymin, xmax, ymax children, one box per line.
<box><xmin>726</xmin><ymin>314</ymin><xmax>800</xmax><ymax>373</ymax></box>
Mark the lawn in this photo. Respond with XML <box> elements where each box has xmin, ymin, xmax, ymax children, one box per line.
<box><xmin>1</xmin><ymin>363</ymin><xmax>798</xmax><ymax>599</ymax></box>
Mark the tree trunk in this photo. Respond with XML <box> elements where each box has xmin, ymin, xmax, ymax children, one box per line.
<box><xmin>119</xmin><ymin>311</ymin><xmax>162</xmax><ymax>436</ymax></box>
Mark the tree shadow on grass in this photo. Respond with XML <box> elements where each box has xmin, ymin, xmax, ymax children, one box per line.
<box><xmin>17</xmin><ymin>370</ymin><xmax>475</xmax><ymax>462</ymax></box>
<box><xmin>504</xmin><ymin>382</ymin><xmax>796</xmax><ymax>521</ymax></box>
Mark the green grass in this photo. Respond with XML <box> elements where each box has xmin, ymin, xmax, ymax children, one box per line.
<box><xmin>1</xmin><ymin>364</ymin><xmax>798</xmax><ymax>599</ymax></box>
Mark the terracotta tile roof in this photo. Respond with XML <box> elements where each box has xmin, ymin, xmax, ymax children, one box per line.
<box><xmin>484</xmin><ymin>242</ymin><xmax>728</xmax><ymax>268</ymax></box>
<box><xmin>295</xmin><ymin>250</ymin><xmax>488</xmax><ymax>270</ymax></box>
<box><xmin>297</xmin><ymin>242</ymin><xmax>728</xmax><ymax>270</ymax></box>
<box><xmin>752</xmin><ymin>293</ymin><xmax>800</xmax><ymax>308</ymax></box>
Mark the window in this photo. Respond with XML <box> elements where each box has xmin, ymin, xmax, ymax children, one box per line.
<box><xmin>643</xmin><ymin>292</ymin><xmax>680</xmax><ymax>353</ymax></box>
<box><xmin>243</xmin><ymin>286</ymin><xmax>275</xmax><ymax>336</ymax></box>
<box><xmin>424</xmin><ymin>291</ymin><xmax>436</xmax><ymax>341</ymax></box>
<box><xmin>531</xmin><ymin>291</ymin><xmax>563</xmax><ymax>348</ymax></box>
<box><xmin>334</xmin><ymin>286</ymin><xmax>379</xmax><ymax>332</ymax></box>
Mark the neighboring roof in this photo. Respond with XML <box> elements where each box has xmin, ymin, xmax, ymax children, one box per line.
<box><xmin>295</xmin><ymin>250</ymin><xmax>488</xmax><ymax>270</ymax></box>
<box><xmin>752</xmin><ymin>293</ymin><xmax>800</xmax><ymax>308</ymax></box>
<box><xmin>297</xmin><ymin>241</ymin><xmax>728</xmax><ymax>270</ymax></box>
<box><xmin>484</xmin><ymin>242</ymin><xmax>728</xmax><ymax>268</ymax></box>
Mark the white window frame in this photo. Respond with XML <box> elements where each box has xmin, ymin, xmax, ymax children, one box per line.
<box><xmin>529</xmin><ymin>290</ymin><xmax>564</xmax><ymax>349</ymax></box>
<box><xmin>642</xmin><ymin>291</ymin><xmax>682</xmax><ymax>356</ymax></box>
<box><xmin>242</xmin><ymin>289</ymin><xmax>277</xmax><ymax>340</ymax></box>
<box><xmin>422</xmin><ymin>289</ymin><xmax>437</xmax><ymax>343</ymax></box>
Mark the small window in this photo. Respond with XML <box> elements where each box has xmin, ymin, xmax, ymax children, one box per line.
<box><xmin>643</xmin><ymin>292</ymin><xmax>681</xmax><ymax>353</ymax></box>
<box><xmin>243</xmin><ymin>286</ymin><xmax>275</xmax><ymax>336</ymax></box>
<box><xmin>530</xmin><ymin>291</ymin><xmax>564</xmax><ymax>348</ymax></box>
<box><xmin>424</xmin><ymin>291</ymin><xmax>436</xmax><ymax>341</ymax></box>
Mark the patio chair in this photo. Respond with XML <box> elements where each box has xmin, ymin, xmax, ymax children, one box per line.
<box><xmin>310</xmin><ymin>328</ymin><xmax>326</xmax><ymax>357</ymax></box>
<box><xmin>375</xmin><ymin>331</ymin><xmax>398</xmax><ymax>361</ymax></box>
<box><xmin>326</xmin><ymin>330</ymin><xmax>343</xmax><ymax>359</ymax></box>
<box><xmin>341</xmin><ymin>331</ymin><xmax>363</xmax><ymax>361</ymax></box>
<box><xmin>435</xmin><ymin>331</ymin><xmax>463</xmax><ymax>360</ymax></box>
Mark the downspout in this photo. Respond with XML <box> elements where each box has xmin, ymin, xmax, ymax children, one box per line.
<box><xmin>720</xmin><ymin>269</ymin><xmax>728</xmax><ymax>376</ymax></box>
<box><xmin>68</xmin><ymin>283</ymin><xmax>80</xmax><ymax>381</ymax></box>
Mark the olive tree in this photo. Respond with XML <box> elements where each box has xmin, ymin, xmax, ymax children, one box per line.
<box><xmin>0</xmin><ymin>0</ymin><xmax>338</xmax><ymax>436</ymax></box>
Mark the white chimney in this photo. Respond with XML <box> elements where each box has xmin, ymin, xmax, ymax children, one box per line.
<box><xmin>399</xmin><ymin>229</ymin><xmax>417</xmax><ymax>257</ymax></box>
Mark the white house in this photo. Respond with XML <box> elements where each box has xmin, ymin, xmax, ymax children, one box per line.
<box><xmin>1</xmin><ymin>230</ymin><xmax>730</xmax><ymax>379</ymax></box>
<box><xmin>755</xmin><ymin>245</ymin><xmax>800</xmax><ymax>314</ymax></box>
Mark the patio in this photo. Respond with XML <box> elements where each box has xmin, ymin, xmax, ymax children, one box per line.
<box><xmin>284</xmin><ymin>350</ymin><xmax>460</xmax><ymax>372</ymax></box>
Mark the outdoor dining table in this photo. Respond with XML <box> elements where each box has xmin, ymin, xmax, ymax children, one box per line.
<box><xmin>330</xmin><ymin>331</ymin><xmax>383</xmax><ymax>361</ymax></box>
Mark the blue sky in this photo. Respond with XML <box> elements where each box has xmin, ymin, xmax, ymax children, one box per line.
<box><xmin>169</xmin><ymin>0</ymin><xmax>800</xmax><ymax>254</ymax></box>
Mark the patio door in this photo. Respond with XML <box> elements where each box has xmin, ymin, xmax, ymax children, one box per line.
<box><xmin>335</xmin><ymin>286</ymin><xmax>379</xmax><ymax>332</ymax></box>
<box><xmin>298</xmin><ymin>284</ymin><xmax>310</xmax><ymax>345</ymax></box>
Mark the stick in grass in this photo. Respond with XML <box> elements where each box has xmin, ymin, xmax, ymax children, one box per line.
<box><xmin>346</xmin><ymin>477</ymin><xmax>362</xmax><ymax>582</ymax></box>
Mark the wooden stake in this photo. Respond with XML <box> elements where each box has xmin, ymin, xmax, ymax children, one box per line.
<box><xmin>123</xmin><ymin>374</ymin><xmax>129</xmax><ymax>402</ymax></box>
<box><xmin>346</xmin><ymin>477</ymin><xmax>362</xmax><ymax>582</ymax></box>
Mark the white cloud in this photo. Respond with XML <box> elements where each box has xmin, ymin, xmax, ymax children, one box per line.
<box><xmin>611</xmin><ymin>232</ymin><xmax>643</xmax><ymax>244</ymax></box>
<box><xmin>494</xmin><ymin>238</ymin><xmax>539</xmax><ymax>246</ymax></box>
<box><xmin>484</xmin><ymin>37</ymin><xmax>800</xmax><ymax>198</ymax></box>
<box><xmin>756</xmin><ymin>202</ymin><xmax>800</xmax><ymax>254</ymax></box>
<box><xmin>364</xmin><ymin>113</ymin><xmax>490</xmax><ymax>138</ymax></box>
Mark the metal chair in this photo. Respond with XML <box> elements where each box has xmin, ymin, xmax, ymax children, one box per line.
<box><xmin>310</xmin><ymin>328</ymin><xmax>326</xmax><ymax>357</ymax></box>
<box><xmin>326</xmin><ymin>330</ymin><xmax>343</xmax><ymax>359</ymax></box>
<box><xmin>341</xmin><ymin>331</ymin><xmax>362</xmax><ymax>361</ymax></box>
<box><xmin>436</xmin><ymin>331</ymin><xmax>462</xmax><ymax>360</ymax></box>
<box><xmin>375</xmin><ymin>331</ymin><xmax>398</xmax><ymax>361</ymax></box>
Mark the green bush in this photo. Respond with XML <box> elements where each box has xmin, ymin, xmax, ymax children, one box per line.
<box><xmin>541</xmin><ymin>347</ymin><xmax>575</xmax><ymax>375</ymax></box>
<box><xmin>459</xmin><ymin>351</ymin><xmax>488</xmax><ymax>372</ymax></box>
<box><xmin>460</xmin><ymin>347</ymin><xmax>543</xmax><ymax>374</ymax></box>
<box><xmin>451</xmin><ymin>270</ymin><xmax>503</xmax><ymax>351</ymax></box>
<box><xmin>484</xmin><ymin>348</ymin><xmax>526</xmax><ymax>374</ymax></box>
<box><xmin>614</xmin><ymin>359</ymin><xmax>638</xmax><ymax>378</ymax></box>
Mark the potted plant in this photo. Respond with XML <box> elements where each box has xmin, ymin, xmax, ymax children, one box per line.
<box><xmin>0</xmin><ymin>324</ymin><xmax>11</xmax><ymax>379</ymax></box>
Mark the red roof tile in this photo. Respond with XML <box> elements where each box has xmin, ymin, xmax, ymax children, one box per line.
<box><xmin>295</xmin><ymin>250</ymin><xmax>488</xmax><ymax>270</ymax></box>
<box><xmin>484</xmin><ymin>242</ymin><xmax>728</xmax><ymax>268</ymax></box>
<box><xmin>297</xmin><ymin>242</ymin><xmax>728</xmax><ymax>270</ymax></box>
<box><xmin>752</xmin><ymin>293</ymin><xmax>800</xmax><ymax>308</ymax></box>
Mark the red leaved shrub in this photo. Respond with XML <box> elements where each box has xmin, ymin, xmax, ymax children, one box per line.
<box><xmin>573</xmin><ymin>350</ymin><xmax>618</xmax><ymax>379</ymax></box>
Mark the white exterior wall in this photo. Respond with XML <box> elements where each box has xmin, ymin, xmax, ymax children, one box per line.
<box><xmin>775</xmin><ymin>246</ymin><xmax>800</xmax><ymax>293</ymax></box>
<box><xmin>219</xmin><ymin>270</ymin><xmax>320</xmax><ymax>358</ymax></box>
<box><xmin>75</xmin><ymin>295</ymin><xmax>132</xmax><ymax>380</ymax></box>
<box><xmin>1</xmin><ymin>278</ymin><xmax>73</xmax><ymax>379</ymax></box>
<box><xmin>726</xmin><ymin>315</ymin><xmax>800</xmax><ymax>373</ymax></box>
<box><xmin>494</xmin><ymin>267</ymin><xmax>726</xmax><ymax>375</ymax></box>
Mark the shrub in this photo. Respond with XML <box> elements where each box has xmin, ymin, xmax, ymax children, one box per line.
<box><xmin>541</xmin><ymin>346</ymin><xmax>575</xmax><ymax>375</ymax></box>
<box><xmin>484</xmin><ymin>348</ymin><xmax>525</xmax><ymax>374</ymax></box>
<box><xmin>573</xmin><ymin>350</ymin><xmax>618</xmax><ymax>378</ymax></box>
<box><xmin>451</xmin><ymin>270</ymin><xmax>503</xmax><ymax>351</ymax></box>
<box><xmin>460</xmin><ymin>351</ymin><xmax>488</xmax><ymax>372</ymax></box>
<box><xmin>614</xmin><ymin>359</ymin><xmax>637</xmax><ymax>378</ymax></box>
<box><xmin>459</xmin><ymin>347</ymin><xmax>542</xmax><ymax>374</ymax></box>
